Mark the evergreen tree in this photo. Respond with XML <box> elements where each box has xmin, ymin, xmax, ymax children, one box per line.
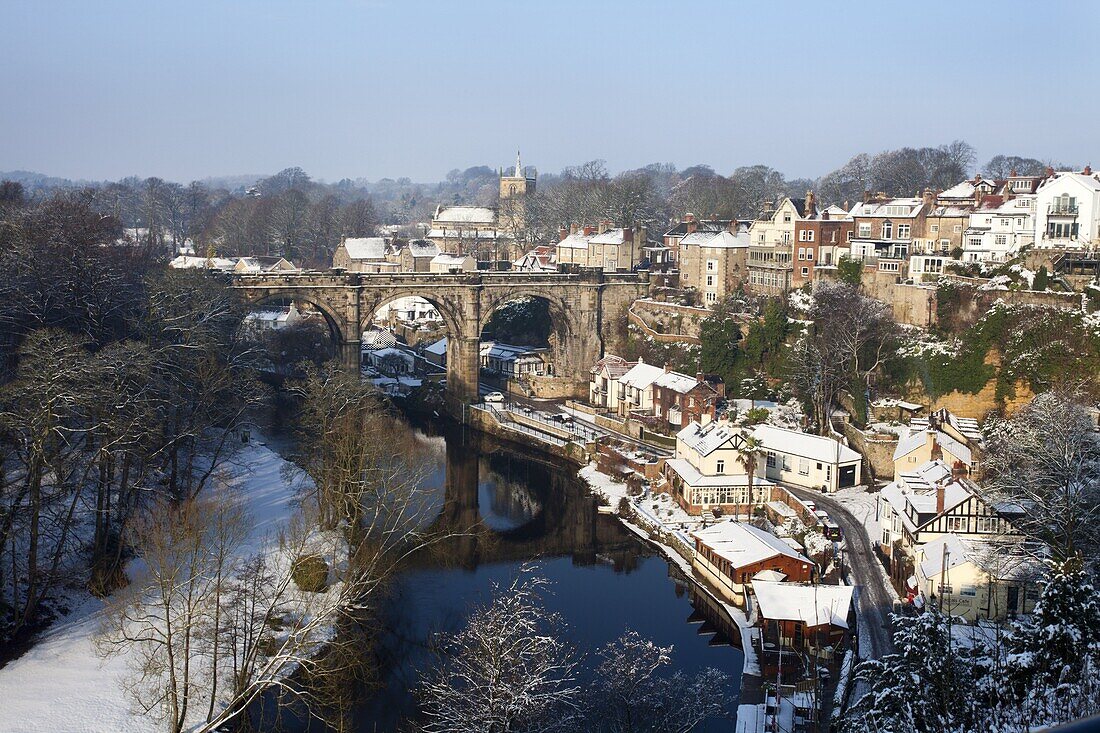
<box><xmin>1032</xmin><ymin>265</ymin><xmax>1050</xmax><ymax>291</ymax></box>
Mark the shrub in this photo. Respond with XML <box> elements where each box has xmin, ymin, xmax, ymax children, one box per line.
<box><xmin>291</xmin><ymin>554</ymin><xmax>329</xmax><ymax>593</ymax></box>
<box><xmin>744</xmin><ymin>407</ymin><xmax>770</xmax><ymax>425</ymax></box>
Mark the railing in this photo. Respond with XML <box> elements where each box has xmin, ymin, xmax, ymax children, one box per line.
<box><xmin>1048</xmin><ymin>204</ymin><xmax>1079</xmax><ymax>215</ymax></box>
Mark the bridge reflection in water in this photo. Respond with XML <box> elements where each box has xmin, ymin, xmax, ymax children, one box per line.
<box><xmin>264</xmin><ymin>418</ymin><xmax>743</xmax><ymax>732</ymax></box>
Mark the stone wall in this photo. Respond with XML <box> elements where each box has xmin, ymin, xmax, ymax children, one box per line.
<box><xmin>629</xmin><ymin>299</ymin><xmax>711</xmax><ymax>340</ymax></box>
<box><xmin>841</xmin><ymin>422</ymin><xmax>898</xmax><ymax>483</ymax></box>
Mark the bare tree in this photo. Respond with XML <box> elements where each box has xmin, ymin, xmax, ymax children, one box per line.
<box><xmin>587</xmin><ymin>630</ymin><xmax>732</xmax><ymax>733</ymax></box>
<box><xmin>982</xmin><ymin>390</ymin><xmax>1100</xmax><ymax>562</ymax></box>
<box><xmin>418</xmin><ymin>571</ymin><xmax>581</xmax><ymax>733</ymax></box>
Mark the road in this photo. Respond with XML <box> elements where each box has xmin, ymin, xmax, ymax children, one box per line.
<box><xmin>786</xmin><ymin>486</ymin><xmax>896</xmax><ymax>661</ymax></box>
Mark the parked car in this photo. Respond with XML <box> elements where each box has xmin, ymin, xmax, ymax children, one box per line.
<box><xmin>484</xmin><ymin>392</ymin><xmax>505</xmax><ymax>403</ymax></box>
<box><xmin>822</xmin><ymin>519</ymin><xmax>842</xmax><ymax>541</ymax></box>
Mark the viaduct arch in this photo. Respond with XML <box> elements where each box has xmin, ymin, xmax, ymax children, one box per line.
<box><xmin>230</xmin><ymin>270</ymin><xmax>649</xmax><ymax>404</ymax></box>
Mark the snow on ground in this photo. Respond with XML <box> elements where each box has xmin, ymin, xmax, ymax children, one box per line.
<box><xmin>833</xmin><ymin>486</ymin><xmax>900</xmax><ymax>605</ymax></box>
<box><xmin>0</xmin><ymin>437</ymin><xmax>307</xmax><ymax>733</ymax></box>
<box><xmin>736</xmin><ymin>703</ymin><xmax>764</xmax><ymax>733</ymax></box>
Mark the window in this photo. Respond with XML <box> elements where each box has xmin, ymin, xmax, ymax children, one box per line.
<box><xmin>995</xmin><ymin>235</ymin><xmax>1007</xmax><ymax>246</ymax></box>
<box><xmin>977</xmin><ymin>516</ymin><xmax>999</xmax><ymax>533</ymax></box>
<box><xmin>940</xmin><ymin>239</ymin><xmax>951</xmax><ymax>251</ymax></box>
<box><xmin>960</xmin><ymin>585</ymin><xmax>977</xmax><ymax>597</ymax></box>
<box><xmin>766</xmin><ymin>452</ymin><xmax>776</xmax><ymax>468</ymax></box>
<box><xmin>897</xmin><ymin>223</ymin><xmax>911</xmax><ymax>239</ymax></box>
<box><xmin>930</xmin><ymin>224</ymin><xmax>939</xmax><ymax>234</ymax></box>
<box><xmin>858</xmin><ymin>223</ymin><xmax>871</xmax><ymax>237</ymax></box>
<box><xmin>881</xmin><ymin>221</ymin><xmax>893</xmax><ymax>239</ymax></box>
<box><xmin>706</xmin><ymin>259</ymin><xmax>716</xmax><ymax>272</ymax></box>
<box><xmin>783</xmin><ymin>213</ymin><xmax>791</xmax><ymax>223</ymax></box>
<box><xmin>716</xmin><ymin>460</ymin><xmax>725</xmax><ymax>474</ymax></box>
<box><xmin>705</xmin><ymin>291</ymin><xmax>717</xmax><ymax>304</ymax></box>
<box><xmin>798</xmin><ymin>459</ymin><xmax>810</xmax><ymax>476</ymax></box>
<box><xmin>946</xmin><ymin>516</ymin><xmax>967</xmax><ymax>532</ymax></box>
<box><xmin>801</xmin><ymin>267</ymin><xmax>809</xmax><ymax>276</ymax></box>
<box><xmin>846</xmin><ymin>230</ymin><xmax>853</xmax><ymax>241</ymax></box>
<box><xmin>954</xmin><ymin>224</ymin><xmax>962</xmax><ymax>233</ymax></box>
<box><xmin>706</xmin><ymin>274</ymin><xmax>715</xmax><ymax>286</ymax></box>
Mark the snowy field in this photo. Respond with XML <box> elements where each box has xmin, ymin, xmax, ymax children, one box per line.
<box><xmin>0</xmin><ymin>438</ymin><xmax>306</xmax><ymax>733</ymax></box>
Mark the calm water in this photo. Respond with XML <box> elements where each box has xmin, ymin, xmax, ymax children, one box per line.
<box><xmin>267</xmin><ymin>418</ymin><xmax>743</xmax><ymax>731</ymax></box>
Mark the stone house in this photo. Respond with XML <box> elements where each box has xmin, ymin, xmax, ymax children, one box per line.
<box><xmin>332</xmin><ymin>237</ymin><xmax>401</xmax><ymax>273</ymax></box>
<box><xmin>662</xmin><ymin>213</ymin><xmax>737</xmax><ymax>265</ymax></box>
<box><xmin>678</xmin><ymin>228</ymin><xmax>750</xmax><ymax>305</ymax></box>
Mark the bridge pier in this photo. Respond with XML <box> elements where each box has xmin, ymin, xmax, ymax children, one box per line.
<box><xmin>447</xmin><ymin>336</ymin><xmax>482</xmax><ymax>405</ymax></box>
<box><xmin>340</xmin><ymin>340</ymin><xmax>362</xmax><ymax>371</ymax></box>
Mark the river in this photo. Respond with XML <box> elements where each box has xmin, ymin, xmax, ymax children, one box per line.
<box><xmin>266</xmin><ymin>415</ymin><xmax>744</xmax><ymax>731</ymax></box>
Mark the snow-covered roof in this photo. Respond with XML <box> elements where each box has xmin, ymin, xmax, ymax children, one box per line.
<box><xmin>893</xmin><ymin>428</ymin><xmax>973</xmax><ymax>465</ymax></box>
<box><xmin>590</xmin><ymin>228</ymin><xmax>627</xmax><ymax>245</ymax></box>
<box><xmin>752</xmin><ymin>425</ymin><xmax>861</xmax><ymax>464</ymax></box>
<box><xmin>753</xmin><ymin>569</ymin><xmax>787</xmax><ymax>582</ymax></box>
<box><xmin>692</xmin><ymin>521</ymin><xmax>810</xmax><ymax>571</ymax></box>
<box><xmin>618</xmin><ymin>361</ymin><xmax>665</xmax><ymax>390</ymax></box>
<box><xmin>654</xmin><ymin>370</ymin><xmax>704</xmax><ymax>394</ymax></box>
<box><xmin>918</xmin><ymin>533</ymin><xmax>971</xmax><ymax>578</ymax></box>
<box><xmin>849</xmin><ymin>197</ymin><xmax>923</xmax><ymax>218</ymax></box>
<box><xmin>556</xmin><ymin>232</ymin><xmax>592</xmax><ymax>250</ymax></box>
<box><xmin>938</xmin><ymin>181</ymin><xmax>978</xmax><ymax>200</ymax></box>
<box><xmin>423</xmin><ymin>337</ymin><xmax>448</xmax><ymax>356</ymax></box>
<box><xmin>431</xmin><ymin>253</ymin><xmax>472</xmax><ymax>267</ymax></box>
<box><xmin>680</xmin><ymin>230</ymin><xmax>749</xmax><ymax>248</ymax></box>
<box><xmin>897</xmin><ymin>459</ymin><xmax>953</xmax><ymax>491</ymax></box>
<box><xmin>407</xmin><ymin>238</ymin><xmax>440</xmax><ymax>257</ymax></box>
<box><xmin>341</xmin><ymin>237</ymin><xmax>388</xmax><ymax>260</ymax></box>
<box><xmin>169</xmin><ymin>255</ymin><xmax>237</xmax><ymax>270</ymax></box>
<box><xmin>751</xmin><ymin>582</ymin><xmax>854</xmax><ymax>629</ymax></box>
<box><xmin>433</xmin><ymin>206</ymin><xmax>496</xmax><ymax>224</ymax></box>
<box><xmin>665</xmin><ymin>458</ymin><xmax>772</xmax><ymax>489</ymax></box>
<box><xmin>1038</xmin><ymin>171</ymin><xmax>1100</xmax><ymax>193</ymax></box>
<box><xmin>426</xmin><ymin>228</ymin><xmax>505</xmax><ymax>239</ymax></box>
<box><xmin>677</xmin><ymin>420</ymin><xmax>744</xmax><ymax>457</ymax></box>
<box><xmin>591</xmin><ymin>354</ymin><xmax>635</xmax><ymax>379</ymax></box>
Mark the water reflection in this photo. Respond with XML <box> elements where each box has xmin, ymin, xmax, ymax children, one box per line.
<box><xmin>263</xmin><ymin>419</ymin><xmax>743</xmax><ymax>731</ymax></box>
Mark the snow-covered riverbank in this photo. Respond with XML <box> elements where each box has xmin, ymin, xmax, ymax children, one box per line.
<box><xmin>0</xmin><ymin>437</ymin><xmax>313</xmax><ymax>733</ymax></box>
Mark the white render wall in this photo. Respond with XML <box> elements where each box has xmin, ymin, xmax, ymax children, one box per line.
<box><xmin>1034</xmin><ymin>173</ymin><xmax>1100</xmax><ymax>249</ymax></box>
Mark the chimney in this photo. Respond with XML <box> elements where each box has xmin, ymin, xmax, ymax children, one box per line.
<box><xmin>951</xmin><ymin>459</ymin><xmax>968</xmax><ymax>480</ymax></box>
<box><xmin>598</xmin><ymin>219</ymin><xmax>611</xmax><ymax>234</ymax></box>
<box><xmin>1046</xmin><ymin>166</ymin><xmax>1055</xmax><ymax>177</ymax></box>
<box><xmin>1009</xmin><ymin>168</ymin><xmax>1018</xmax><ymax>177</ymax></box>
<box><xmin>570</xmin><ymin>223</ymin><xmax>579</xmax><ymax>234</ymax></box>
<box><xmin>696</xmin><ymin>372</ymin><xmax>705</xmax><ymax>384</ymax></box>
<box><xmin>862</xmin><ymin>190</ymin><xmax>873</xmax><ymax>204</ymax></box>
<box><xmin>558</xmin><ymin>226</ymin><xmax>568</xmax><ymax>242</ymax></box>
<box><xmin>1084</xmin><ymin>165</ymin><xmax>1093</xmax><ymax>176</ymax></box>
<box><xmin>936</xmin><ymin>483</ymin><xmax>946</xmax><ymax>514</ymax></box>
<box><xmin>583</xmin><ymin>225</ymin><xmax>596</xmax><ymax>236</ymax></box>
<box><xmin>928</xmin><ymin>430</ymin><xmax>942</xmax><ymax>461</ymax></box>
<box><xmin>822</xmin><ymin>209</ymin><xmax>830</xmax><ymax>221</ymax></box>
<box><xmin>664</xmin><ymin>363</ymin><xmax>671</xmax><ymax>373</ymax></box>
<box><xmin>922</xmin><ymin>188</ymin><xmax>936</xmax><ymax>208</ymax></box>
<box><xmin>805</xmin><ymin>190</ymin><xmax>816</xmax><ymax>217</ymax></box>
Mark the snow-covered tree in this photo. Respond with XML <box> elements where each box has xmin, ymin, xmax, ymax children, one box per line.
<box><xmin>1002</xmin><ymin>559</ymin><xmax>1100</xmax><ymax>726</ymax></box>
<box><xmin>418</xmin><ymin>572</ymin><xmax>581</xmax><ymax>733</ymax></box>
<box><xmin>983</xmin><ymin>390</ymin><xmax>1100</xmax><ymax>562</ymax></box>
<box><xmin>586</xmin><ymin>630</ymin><xmax>731</xmax><ymax>733</ymax></box>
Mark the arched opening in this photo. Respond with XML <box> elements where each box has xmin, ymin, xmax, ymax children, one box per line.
<box><xmin>477</xmin><ymin>294</ymin><xmax>574</xmax><ymax>400</ymax></box>
<box><xmin>240</xmin><ymin>295</ymin><xmax>339</xmax><ymax>379</ymax></box>
<box><xmin>359</xmin><ymin>293</ymin><xmax>462</xmax><ymax>407</ymax></box>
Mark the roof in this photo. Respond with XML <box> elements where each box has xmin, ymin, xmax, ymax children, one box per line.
<box><xmin>692</xmin><ymin>521</ymin><xmax>809</xmax><ymax>571</ymax></box>
<box><xmin>753</xmin><ymin>569</ymin><xmax>787</xmax><ymax>582</ymax></box>
<box><xmin>679</xmin><ymin>230</ymin><xmax>749</xmax><ymax>248</ymax></box>
<box><xmin>1038</xmin><ymin>171</ymin><xmax>1100</xmax><ymax>193</ymax></box>
<box><xmin>921</xmin><ymin>534</ymin><xmax>1045</xmax><ymax>582</ymax></box>
<box><xmin>751</xmin><ymin>582</ymin><xmax>854</xmax><ymax>629</ymax></box>
<box><xmin>893</xmin><ymin>428</ymin><xmax>973</xmax><ymax>465</ymax></box>
<box><xmin>654</xmin><ymin>370</ymin><xmax>705</xmax><ymax>394</ymax></box>
<box><xmin>406</xmin><ymin>239</ymin><xmax>440</xmax><ymax>257</ymax></box>
<box><xmin>663</xmin><ymin>219</ymin><xmax>732</xmax><ymax>237</ymax></box>
<box><xmin>169</xmin><ymin>255</ymin><xmax>237</xmax><ymax>270</ymax></box>
<box><xmin>665</xmin><ymin>459</ymin><xmax>773</xmax><ymax>489</ymax></box>
<box><xmin>433</xmin><ymin>206</ymin><xmax>496</xmax><ymax>224</ymax></box>
<box><xmin>590</xmin><ymin>228</ymin><xmax>628</xmax><ymax>245</ymax></box>
<box><xmin>556</xmin><ymin>232</ymin><xmax>592</xmax><ymax>250</ymax></box>
<box><xmin>431</xmin><ymin>253</ymin><xmax>472</xmax><ymax>266</ymax></box>
<box><xmin>752</xmin><ymin>425</ymin><xmax>861</xmax><ymax>464</ymax></box>
<box><xmin>423</xmin><ymin>337</ymin><xmax>448</xmax><ymax>356</ymax></box>
<box><xmin>591</xmin><ymin>354</ymin><xmax>636</xmax><ymax>379</ymax></box>
<box><xmin>341</xmin><ymin>237</ymin><xmax>388</xmax><ymax>260</ymax></box>
<box><xmin>618</xmin><ymin>361</ymin><xmax>665</xmax><ymax>389</ymax></box>
<box><xmin>677</xmin><ymin>420</ymin><xmax>744</xmax><ymax>457</ymax></box>
<box><xmin>849</xmin><ymin>197</ymin><xmax>924</xmax><ymax>218</ymax></box>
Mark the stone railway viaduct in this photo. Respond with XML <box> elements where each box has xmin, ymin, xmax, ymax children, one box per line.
<box><xmin>230</xmin><ymin>269</ymin><xmax>649</xmax><ymax>403</ymax></box>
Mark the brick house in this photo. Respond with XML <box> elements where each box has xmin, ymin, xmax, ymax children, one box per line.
<box><xmin>751</xmin><ymin>581</ymin><xmax>855</xmax><ymax>653</ymax></box>
<box><xmin>791</xmin><ymin>205</ymin><xmax>854</xmax><ymax>289</ymax></box>
<box><xmin>651</xmin><ymin>369</ymin><xmax>723</xmax><ymax>430</ymax></box>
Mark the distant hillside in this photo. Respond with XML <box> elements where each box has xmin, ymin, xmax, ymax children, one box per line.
<box><xmin>0</xmin><ymin>170</ymin><xmax>96</xmax><ymax>190</ymax></box>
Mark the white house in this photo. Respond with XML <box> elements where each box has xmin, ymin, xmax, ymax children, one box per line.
<box><xmin>1033</xmin><ymin>167</ymin><xmax>1100</xmax><ymax>250</ymax></box>
<box><xmin>915</xmin><ymin>533</ymin><xmax>1040</xmax><ymax>622</ymax></box>
<box><xmin>665</xmin><ymin>419</ymin><xmax>773</xmax><ymax>514</ymax></box>
<box><xmin>962</xmin><ymin>196</ymin><xmax>1037</xmax><ymax>263</ymax></box>
<box><xmin>479</xmin><ymin>341</ymin><xmax>548</xmax><ymax>378</ymax></box>
<box><xmin>608</xmin><ymin>359</ymin><xmax>666</xmax><ymax>416</ymax></box>
<box><xmin>752</xmin><ymin>425</ymin><xmax>862</xmax><ymax>492</ymax></box>
<box><xmin>429</xmin><ymin>253</ymin><xmax>477</xmax><ymax>273</ymax></box>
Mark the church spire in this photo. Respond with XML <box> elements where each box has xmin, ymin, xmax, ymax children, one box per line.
<box><xmin>515</xmin><ymin>149</ymin><xmax>522</xmax><ymax>178</ymax></box>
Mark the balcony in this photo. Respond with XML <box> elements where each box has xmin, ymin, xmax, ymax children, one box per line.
<box><xmin>1048</xmin><ymin>203</ymin><xmax>1079</xmax><ymax>216</ymax></box>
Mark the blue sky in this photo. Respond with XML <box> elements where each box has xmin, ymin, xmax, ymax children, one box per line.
<box><xmin>2</xmin><ymin>0</ymin><xmax>1097</xmax><ymax>183</ymax></box>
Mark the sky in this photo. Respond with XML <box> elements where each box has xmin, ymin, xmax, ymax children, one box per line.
<box><xmin>2</xmin><ymin>0</ymin><xmax>1098</xmax><ymax>184</ymax></box>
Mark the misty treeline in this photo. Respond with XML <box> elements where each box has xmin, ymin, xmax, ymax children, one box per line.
<box><xmin>3</xmin><ymin>143</ymin><xmax>1074</xmax><ymax>268</ymax></box>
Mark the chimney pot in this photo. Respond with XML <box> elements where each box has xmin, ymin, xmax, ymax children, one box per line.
<box><xmin>1084</xmin><ymin>165</ymin><xmax>1093</xmax><ymax>176</ymax></box>
<box><xmin>1046</xmin><ymin>166</ymin><xmax>1055</xmax><ymax>177</ymax></box>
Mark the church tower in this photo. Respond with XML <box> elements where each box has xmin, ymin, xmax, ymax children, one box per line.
<box><xmin>499</xmin><ymin>149</ymin><xmax>535</xmax><ymax>235</ymax></box>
